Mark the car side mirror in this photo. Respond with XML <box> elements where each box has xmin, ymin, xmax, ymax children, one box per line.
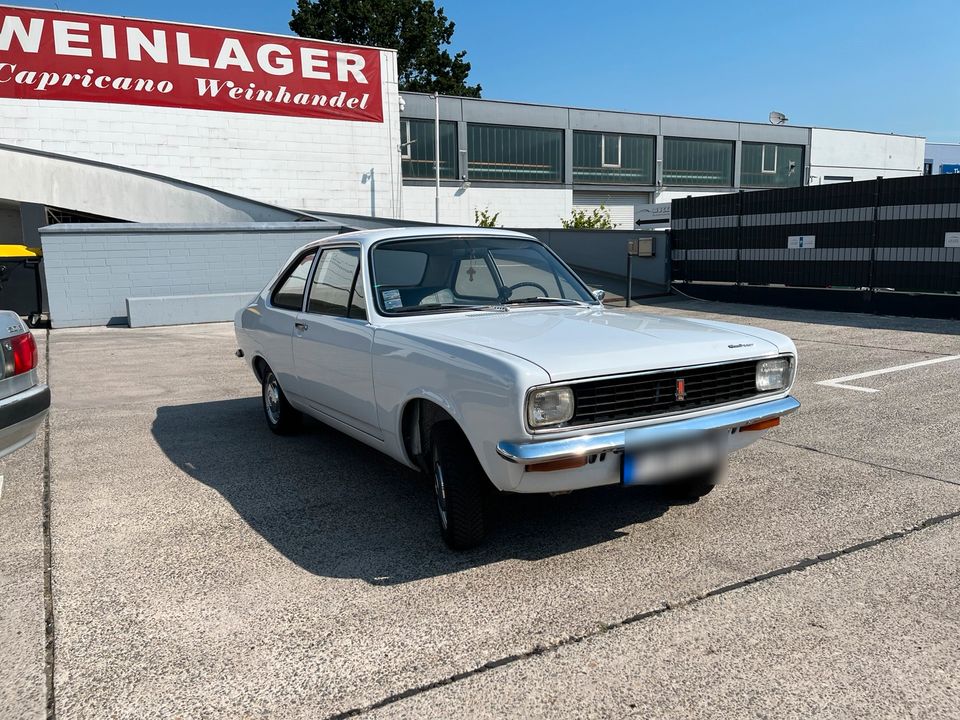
<box><xmin>592</xmin><ymin>289</ymin><xmax>606</xmax><ymax>304</ymax></box>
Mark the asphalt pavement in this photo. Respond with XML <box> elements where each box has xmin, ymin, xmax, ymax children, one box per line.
<box><xmin>1</xmin><ymin>299</ymin><xmax>958</xmax><ymax>719</ymax></box>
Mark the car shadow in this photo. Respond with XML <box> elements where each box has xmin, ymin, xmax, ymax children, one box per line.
<box><xmin>151</xmin><ymin>398</ymin><xmax>671</xmax><ymax>586</ymax></box>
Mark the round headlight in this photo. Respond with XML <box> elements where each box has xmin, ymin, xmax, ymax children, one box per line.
<box><xmin>756</xmin><ymin>358</ymin><xmax>792</xmax><ymax>392</ymax></box>
<box><xmin>527</xmin><ymin>386</ymin><xmax>575</xmax><ymax>428</ymax></box>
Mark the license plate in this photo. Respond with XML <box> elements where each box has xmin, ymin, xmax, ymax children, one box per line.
<box><xmin>622</xmin><ymin>432</ymin><xmax>724</xmax><ymax>486</ymax></box>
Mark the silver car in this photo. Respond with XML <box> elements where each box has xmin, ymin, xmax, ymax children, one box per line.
<box><xmin>0</xmin><ymin>310</ymin><xmax>49</xmax><ymax>459</ymax></box>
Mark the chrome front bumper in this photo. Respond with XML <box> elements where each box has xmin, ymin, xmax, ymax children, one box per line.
<box><xmin>496</xmin><ymin>396</ymin><xmax>800</xmax><ymax>465</ymax></box>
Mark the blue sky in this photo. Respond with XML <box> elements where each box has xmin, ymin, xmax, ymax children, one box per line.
<box><xmin>6</xmin><ymin>0</ymin><xmax>959</xmax><ymax>140</ymax></box>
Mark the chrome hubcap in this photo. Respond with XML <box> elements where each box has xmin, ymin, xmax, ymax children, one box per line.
<box><xmin>434</xmin><ymin>461</ymin><xmax>448</xmax><ymax>530</ymax></box>
<box><xmin>265</xmin><ymin>379</ymin><xmax>281</xmax><ymax>425</ymax></box>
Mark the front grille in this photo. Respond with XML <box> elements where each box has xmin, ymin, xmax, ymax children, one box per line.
<box><xmin>570</xmin><ymin>360</ymin><xmax>768</xmax><ymax>427</ymax></box>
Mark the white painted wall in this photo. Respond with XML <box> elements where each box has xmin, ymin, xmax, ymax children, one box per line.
<box><xmin>653</xmin><ymin>189</ymin><xmax>732</xmax><ymax>204</ymax></box>
<box><xmin>0</xmin><ymin>144</ymin><xmax>302</xmax><ymax>223</ymax></box>
<box><xmin>401</xmin><ymin>184</ymin><xmax>572</xmax><ymax>228</ymax></box>
<box><xmin>0</xmin><ymin>50</ymin><xmax>401</xmax><ymax>217</ymax></box>
<box><xmin>40</xmin><ymin>223</ymin><xmax>338</xmax><ymax>327</ymax></box>
<box><xmin>809</xmin><ymin>128</ymin><xmax>924</xmax><ymax>184</ymax></box>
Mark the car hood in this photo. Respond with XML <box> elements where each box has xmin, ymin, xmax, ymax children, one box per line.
<box><xmin>398</xmin><ymin>307</ymin><xmax>787</xmax><ymax>382</ymax></box>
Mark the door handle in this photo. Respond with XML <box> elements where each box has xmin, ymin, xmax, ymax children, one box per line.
<box><xmin>295</xmin><ymin>321</ymin><xmax>308</xmax><ymax>332</ymax></box>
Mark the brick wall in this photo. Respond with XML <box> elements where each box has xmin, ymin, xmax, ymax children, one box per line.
<box><xmin>0</xmin><ymin>50</ymin><xmax>401</xmax><ymax>217</ymax></box>
<box><xmin>40</xmin><ymin>223</ymin><xmax>340</xmax><ymax>327</ymax></box>
<box><xmin>401</xmin><ymin>184</ymin><xmax>572</xmax><ymax>228</ymax></box>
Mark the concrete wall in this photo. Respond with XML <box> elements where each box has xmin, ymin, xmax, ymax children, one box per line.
<box><xmin>525</xmin><ymin>229</ymin><xmax>670</xmax><ymax>293</ymax></box>
<box><xmin>809</xmin><ymin>128</ymin><xmax>924</xmax><ymax>184</ymax></box>
<box><xmin>40</xmin><ymin>222</ymin><xmax>341</xmax><ymax>327</ymax></box>
<box><xmin>0</xmin><ymin>144</ymin><xmax>307</xmax><ymax>223</ymax></box>
<box><xmin>0</xmin><ymin>49</ymin><xmax>401</xmax><ymax>217</ymax></box>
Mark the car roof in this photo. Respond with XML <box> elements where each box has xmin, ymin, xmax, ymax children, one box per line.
<box><xmin>304</xmin><ymin>226</ymin><xmax>538</xmax><ymax>251</ymax></box>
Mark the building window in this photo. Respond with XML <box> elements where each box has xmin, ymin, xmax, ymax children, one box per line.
<box><xmin>400</xmin><ymin>121</ymin><xmax>412</xmax><ymax>160</ymax></box>
<box><xmin>401</xmin><ymin>118</ymin><xmax>457</xmax><ymax>180</ymax></box>
<box><xmin>466</xmin><ymin>124</ymin><xmax>563</xmax><ymax>182</ymax></box>
<box><xmin>602</xmin><ymin>134</ymin><xmax>621</xmax><ymax>167</ymax></box>
<box><xmin>663</xmin><ymin>137</ymin><xmax>734</xmax><ymax>186</ymax></box>
<box><xmin>740</xmin><ymin>142</ymin><xmax>803</xmax><ymax>188</ymax></box>
<box><xmin>573</xmin><ymin>131</ymin><xmax>654</xmax><ymax>184</ymax></box>
<box><xmin>923</xmin><ymin>161</ymin><xmax>933</xmax><ymax>176</ymax></box>
<box><xmin>761</xmin><ymin>144</ymin><xmax>777</xmax><ymax>173</ymax></box>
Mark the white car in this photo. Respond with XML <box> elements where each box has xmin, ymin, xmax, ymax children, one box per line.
<box><xmin>235</xmin><ymin>228</ymin><xmax>799</xmax><ymax>549</ymax></box>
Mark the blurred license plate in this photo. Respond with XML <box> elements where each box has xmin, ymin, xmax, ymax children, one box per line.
<box><xmin>622</xmin><ymin>432</ymin><xmax>723</xmax><ymax>486</ymax></box>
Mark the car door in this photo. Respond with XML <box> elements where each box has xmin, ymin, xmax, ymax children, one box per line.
<box><xmin>292</xmin><ymin>245</ymin><xmax>381</xmax><ymax>439</ymax></box>
<box><xmin>263</xmin><ymin>249</ymin><xmax>317</xmax><ymax>396</ymax></box>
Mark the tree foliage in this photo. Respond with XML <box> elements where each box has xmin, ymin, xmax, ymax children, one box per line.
<box><xmin>561</xmin><ymin>204</ymin><xmax>615</xmax><ymax>230</ymax></box>
<box><xmin>474</xmin><ymin>208</ymin><xmax>501</xmax><ymax>227</ymax></box>
<box><xmin>290</xmin><ymin>0</ymin><xmax>481</xmax><ymax>97</ymax></box>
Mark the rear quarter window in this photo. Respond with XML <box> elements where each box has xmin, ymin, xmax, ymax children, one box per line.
<box><xmin>272</xmin><ymin>251</ymin><xmax>316</xmax><ymax>310</ymax></box>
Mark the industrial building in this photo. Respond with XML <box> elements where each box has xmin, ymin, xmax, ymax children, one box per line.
<box><xmin>924</xmin><ymin>143</ymin><xmax>960</xmax><ymax>175</ymax></box>
<box><xmin>1</xmin><ymin>4</ymin><xmax>927</xmax><ymax>242</ymax></box>
<box><xmin>0</xmin><ymin>4</ymin><xmax>935</xmax><ymax>327</ymax></box>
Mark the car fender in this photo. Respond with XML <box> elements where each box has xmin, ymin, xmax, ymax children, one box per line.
<box><xmin>373</xmin><ymin>328</ymin><xmax>549</xmax><ymax>490</ymax></box>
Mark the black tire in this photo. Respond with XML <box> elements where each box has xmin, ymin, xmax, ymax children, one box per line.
<box><xmin>430</xmin><ymin>423</ymin><xmax>488</xmax><ymax>550</ymax></box>
<box><xmin>660</xmin><ymin>467</ymin><xmax>718</xmax><ymax>503</ymax></box>
<box><xmin>262</xmin><ymin>369</ymin><xmax>300</xmax><ymax>435</ymax></box>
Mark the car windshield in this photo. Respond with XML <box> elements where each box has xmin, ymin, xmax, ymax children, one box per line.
<box><xmin>370</xmin><ymin>236</ymin><xmax>596</xmax><ymax>315</ymax></box>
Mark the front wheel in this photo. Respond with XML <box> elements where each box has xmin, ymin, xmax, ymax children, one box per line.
<box><xmin>431</xmin><ymin>424</ymin><xmax>488</xmax><ymax>550</ymax></box>
<box><xmin>262</xmin><ymin>369</ymin><xmax>300</xmax><ymax>435</ymax></box>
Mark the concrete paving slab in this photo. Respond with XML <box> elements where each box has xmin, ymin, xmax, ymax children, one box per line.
<box><xmin>367</xmin><ymin>517</ymin><xmax>960</xmax><ymax>720</ymax></box>
<box><xmin>43</xmin><ymin>321</ymin><xmax>960</xmax><ymax>718</ymax></box>
<box><xmin>0</xmin><ymin>331</ymin><xmax>47</xmax><ymax>720</ymax></box>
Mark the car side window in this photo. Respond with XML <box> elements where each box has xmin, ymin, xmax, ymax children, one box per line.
<box><xmin>272</xmin><ymin>251</ymin><xmax>316</xmax><ymax>311</ymax></box>
<box><xmin>307</xmin><ymin>247</ymin><xmax>360</xmax><ymax>316</ymax></box>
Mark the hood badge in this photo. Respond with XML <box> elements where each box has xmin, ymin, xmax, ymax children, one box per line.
<box><xmin>728</xmin><ymin>343</ymin><xmax>754</xmax><ymax>348</ymax></box>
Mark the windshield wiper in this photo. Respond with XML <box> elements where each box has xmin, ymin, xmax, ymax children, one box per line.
<box><xmin>391</xmin><ymin>303</ymin><xmax>493</xmax><ymax>314</ymax></box>
<box><xmin>502</xmin><ymin>297</ymin><xmax>589</xmax><ymax>306</ymax></box>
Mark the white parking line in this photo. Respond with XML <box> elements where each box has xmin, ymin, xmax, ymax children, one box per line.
<box><xmin>817</xmin><ymin>355</ymin><xmax>960</xmax><ymax>393</ymax></box>
<box><xmin>0</xmin><ymin>474</ymin><xmax>4</xmax><ymax>501</ymax></box>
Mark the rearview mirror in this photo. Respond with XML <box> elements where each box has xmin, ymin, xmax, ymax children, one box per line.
<box><xmin>592</xmin><ymin>289</ymin><xmax>606</xmax><ymax>304</ymax></box>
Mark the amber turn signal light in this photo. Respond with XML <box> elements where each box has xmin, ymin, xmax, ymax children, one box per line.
<box><xmin>740</xmin><ymin>417</ymin><xmax>780</xmax><ymax>432</ymax></box>
<box><xmin>525</xmin><ymin>456</ymin><xmax>588</xmax><ymax>473</ymax></box>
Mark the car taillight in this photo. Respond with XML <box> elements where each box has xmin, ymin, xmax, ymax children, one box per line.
<box><xmin>3</xmin><ymin>332</ymin><xmax>38</xmax><ymax>377</ymax></box>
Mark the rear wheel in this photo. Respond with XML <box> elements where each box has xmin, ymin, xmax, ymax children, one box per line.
<box><xmin>430</xmin><ymin>424</ymin><xmax>488</xmax><ymax>550</ymax></box>
<box><xmin>262</xmin><ymin>369</ymin><xmax>300</xmax><ymax>435</ymax></box>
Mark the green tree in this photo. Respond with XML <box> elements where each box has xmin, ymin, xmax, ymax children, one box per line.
<box><xmin>561</xmin><ymin>204</ymin><xmax>615</xmax><ymax>230</ymax></box>
<box><xmin>474</xmin><ymin>208</ymin><xmax>500</xmax><ymax>227</ymax></box>
<box><xmin>290</xmin><ymin>0</ymin><xmax>482</xmax><ymax>97</ymax></box>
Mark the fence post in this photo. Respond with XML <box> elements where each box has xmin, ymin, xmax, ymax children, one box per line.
<box><xmin>867</xmin><ymin>176</ymin><xmax>882</xmax><ymax>300</ymax></box>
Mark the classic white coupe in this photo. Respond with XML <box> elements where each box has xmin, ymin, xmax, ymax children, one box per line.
<box><xmin>235</xmin><ymin>227</ymin><xmax>799</xmax><ymax>549</ymax></box>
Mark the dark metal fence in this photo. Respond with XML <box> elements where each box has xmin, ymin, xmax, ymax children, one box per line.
<box><xmin>671</xmin><ymin>174</ymin><xmax>960</xmax><ymax>295</ymax></box>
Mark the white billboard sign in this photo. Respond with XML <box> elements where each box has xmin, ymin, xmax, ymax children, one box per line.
<box><xmin>787</xmin><ymin>235</ymin><xmax>816</xmax><ymax>249</ymax></box>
